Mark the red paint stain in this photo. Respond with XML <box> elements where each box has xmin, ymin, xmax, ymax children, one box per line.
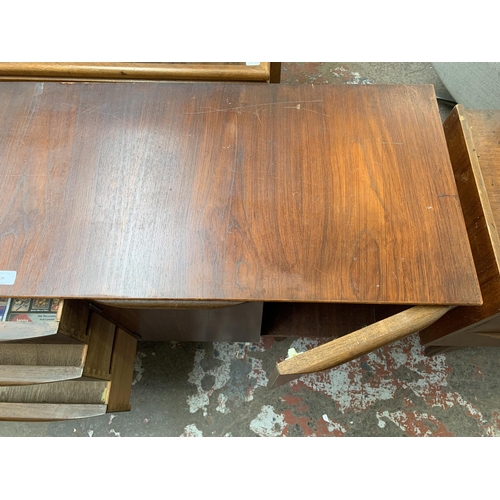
<box><xmin>280</xmin><ymin>395</ymin><xmax>302</xmax><ymax>406</ymax></box>
<box><xmin>282</xmin><ymin>409</ymin><xmax>315</xmax><ymax>436</ymax></box>
<box><xmin>388</xmin><ymin>411</ymin><xmax>454</xmax><ymax>437</ymax></box>
<box><xmin>281</xmin><ymin>63</ymin><xmax>329</xmax><ymax>84</ymax></box>
<box><xmin>474</xmin><ymin>365</ymin><xmax>484</xmax><ymax>380</ymax></box>
<box><xmin>280</xmin><ymin>395</ymin><xmax>310</xmax><ymax>415</ymax></box>
<box><xmin>259</xmin><ymin>336</ymin><xmax>275</xmax><ymax>350</ymax></box>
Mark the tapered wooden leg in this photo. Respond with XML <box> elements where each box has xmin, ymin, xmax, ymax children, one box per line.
<box><xmin>268</xmin><ymin>305</ymin><xmax>452</xmax><ymax>388</ymax></box>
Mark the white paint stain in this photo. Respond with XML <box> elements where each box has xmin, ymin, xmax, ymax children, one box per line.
<box><xmin>181</xmin><ymin>424</ymin><xmax>203</xmax><ymax>437</ymax></box>
<box><xmin>87</xmin><ymin>430</ymin><xmax>94</xmax><ymax>437</ymax></box>
<box><xmin>108</xmin><ymin>414</ymin><xmax>116</xmax><ymax>425</ymax></box>
<box><xmin>187</xmin><ymin>340</ymin><xmax>268</xmax><ymax>416</ymax></box>
<box><xmin>109</xmin><ymin>429</ymin><xmax>121</xmax><ymax>437</ymax></box>
<box><xmin>331</xmin><ymin>66</ymin><xmax>374</xmax><ymax>85</ymax></box>
<box><xmin>288</xmin><ymin>335</ymin><xmax>452</xmax><ymax>413</ymax></box>
<box><xmin>322</xmin><ymin>414</ymin><xmax>348</xmax><ymax>434</ymax></box>
<box><xmin>216</xmin><ymin>394</ymin><xmax>230</xmax><ymax>414</ymax></box>
<box><xmin>132</xmin><ymin>351</ymin><xmax>147</xmax><ymax>385</ymax></box>
<box><xmin>287</xmin><ymin>334</ymin><xmax>498</xmax><ymax>436</ymax></box>
<box><xmin>250</xmin><ymin>405</ymin><xmax>286</xmax><ymax>437</ymax></box>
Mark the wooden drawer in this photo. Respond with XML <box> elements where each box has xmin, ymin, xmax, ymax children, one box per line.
<box><xmin>0</xmin><ymin>299</ymin><xmax>137</xmax><ymax>421</ymax></box>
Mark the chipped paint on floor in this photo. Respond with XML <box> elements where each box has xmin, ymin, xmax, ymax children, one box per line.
<box><xmin>187</xmin><ymin>341</ymin><xmax>270</xmax><ymax>417</ymax></box>
<box><xmin>376</xmin><ymin>410</ymin><xmax>454</xmax><ymax>437</ymax></box>
<box><xmin>132</xmin><ymin>351</ymin><xmax>147</xmax><ymax>385</ymax></box>
<box><xmin>289</xmin><ymin>334</ymin><xmax>453</xmax><ymax>411</ymax></box>
<box><xmin>181</xmin><ymin>424</ymin><xmax>203</xmax><ymax>437</ymax></box>
<box><xmin>329</xmin><ymin>66</ymin><xmax>374</xmax><ymax>84</ymax></box>
<box><xmin>121</xmin><ymin>321</ymin><xmax>500</xmax><ymax>438</ymax></box>
<box><xmin>250</xmin><ymin>405</ymin><xmax>286</xmax><ymax>437</ymax></box>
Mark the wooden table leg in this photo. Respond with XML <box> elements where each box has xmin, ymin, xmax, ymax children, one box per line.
<box><xmin>268</xmin><ymin>306</ymin><xmax>452</xmax><ymax>388</ymax></box>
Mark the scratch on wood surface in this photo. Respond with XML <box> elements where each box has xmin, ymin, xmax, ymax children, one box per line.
<box><xmin>380</xmin><ymin>141</ymin><xmax>404</xmax><ymax>145</ymax></box>
<box><xmin>186</xmin><ymin>100</ymin><xmax>323</xmax><ymax>115</ymax></box>
<box><xmin>283</xmin><ymin>104</ymin><xmax>330</xmax><ymax>117</ymax></box>
<box><xmin>76</xmin><ymin>104</ymin><xmax>101</xmax><ymax>117</ymax></box>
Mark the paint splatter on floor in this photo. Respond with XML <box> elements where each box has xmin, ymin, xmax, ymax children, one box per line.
<box><xmin>187</xmin><ymin>341</ymin><xmax>271</xmax><ymax>417</ymax></box>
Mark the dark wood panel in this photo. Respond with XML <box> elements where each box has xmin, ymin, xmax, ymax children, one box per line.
<box><xmin>424</xmin><ymin>312</ymin><xmax>500</xmax><ymax>347</ymax></box>
<box><xmin>95</xmin><ymin>301</ymin><xmax>263</xmax><ymax>342</ymax></box>
<box><xmin>0</xmin><ymin>83</ymin><xmax>480</xmax><ymax>305</ymax></box>
<box><xmin>420</xmin><ymin>106</ymin><xmax>500</xmax><ymax>346</ymax></box>
<box><xmin>261</xmin><ymin>303</ymin><xmax>376</xmax><ymax>338</ymax></box>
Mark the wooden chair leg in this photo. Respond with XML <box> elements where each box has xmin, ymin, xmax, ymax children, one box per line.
<box><xmin>268</xmin><ymin>306</ymin><xmax>452</xmax><ymax>388</ymax></box>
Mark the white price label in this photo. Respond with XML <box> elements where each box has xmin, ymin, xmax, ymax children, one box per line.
<box><xmin>0</xmin><ymin>271</ymin><xmax>16</xmax><ymax>285</ymax></box>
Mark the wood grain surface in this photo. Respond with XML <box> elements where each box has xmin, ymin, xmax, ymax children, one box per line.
<box><xmin>420</xmin><ymin>107</ymin><xmax>500</xmax><ymax>345</ymax></box>
<box><xmin>0</xmin><ymin>83</ymin><xmax>480</xmax><ymax>305</ymax></box>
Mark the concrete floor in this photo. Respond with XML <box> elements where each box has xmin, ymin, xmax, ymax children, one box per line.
<box><xmin>1</xmin><ymin>62</ymin><xmax>499</xmax><ymax>437</ymax></box>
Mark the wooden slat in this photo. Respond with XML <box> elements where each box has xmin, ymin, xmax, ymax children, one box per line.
<box><xmin>420</xmin><ymin>106</ymin><xmax>500</xmax><ymax>346</ymax></box>
<box><xmin>269</xmin><ymin>306</ymin><xmax>452</xmax><ymax>388</ymax></box>
<box><xmin>0</xmin><ymin>321</ymin><xmax>59</xmax><ymax>342</ymax></box>
<box><xmin>0</xmin><ymin>62</ymin><xmax>271</xmax><ymax>82</ymax></box>
<box><xmin>2</xmin><ymin>334</ymin><xmax>84</xmax><ymax>345</ymax></box>
<box><xmin>0</xmin><ymin>402</ymin><xmax>106</xmax><ymax>421</ymax></box>
<box><xmin>0</xmin><ymin>343</ymin><xmax>86</xmax><ymax>366</ymax></box>
<box><xmin>83</xmin><ymin>312</ymin><xmax>115</xmax><ymax>380</ymax></box>
<box><xmin>0</xmin><ymin>83</ymin><xmax>480</xmax><ymax>305</ymax></box>
<box><xmin>269</xmin><ymin>62</ymin><xmax>282</xmax><ymax>83</ymax></box>
<box><xmin>106</xmin><ymin>328</ymin><xmax>137</xmax><ymax>412</ymax></box>
<box><xmin>0</xmin><ymin>365</ymin><xmax>83</xmax><ymax>385</ymax></box>
<box><xmin>0</xmin><ymin>379</ymin><xmax>108</xmax><ymax>404</ymax></box>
